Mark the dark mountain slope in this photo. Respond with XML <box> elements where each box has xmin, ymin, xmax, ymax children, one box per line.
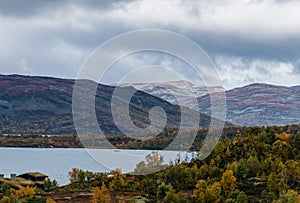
<box><xmin>0</xmin><ymin>75</ymin><xmax>225</xmax><ymax>135</ymax></box>
<box><xmin>198</xmin><ymin>83</ymin><xmax>300</xmax><ymax>126</ymax></box>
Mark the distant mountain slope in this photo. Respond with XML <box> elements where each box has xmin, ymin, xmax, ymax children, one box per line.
<box><xmin>120</xmin><ymin>80</ymin><xmax>224</xmax><ymax>106</ymax></box>
<box><xmin>198</xmin><ymin>83</ymin><xmax>300</xmax><ymax>126</ymax></box>
<box><xmin>0</xmin><ymin>75</ymin><xmax>224</xmax><ymax>135</ymax></box>
<box><xmin>128</xmin><ymin>81</ymin><xmax>300</xmax><ymax>126</ymax></box>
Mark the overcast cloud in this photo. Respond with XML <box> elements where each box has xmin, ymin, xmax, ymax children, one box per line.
<box><xmin>0</xmin><ymin>0</ymin><xmax>299</xmax><ymax>89</ymax></box>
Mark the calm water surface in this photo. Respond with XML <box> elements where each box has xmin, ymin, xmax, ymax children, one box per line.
<box><xmin>0</xmin><ymin>148</ymin><xmax>192</xmax><ymax>185</ymax></box>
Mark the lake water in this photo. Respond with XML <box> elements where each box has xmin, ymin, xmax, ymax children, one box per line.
<box><xmin>0</xmin><ymin>148</ymin><xmax>194</xmax><ymax>186</ymax></box>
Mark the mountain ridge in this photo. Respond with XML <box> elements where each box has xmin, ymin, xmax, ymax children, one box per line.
<box><xmin>0</xmin><ymin>74</ymin><xmax>225</xmax><ymax>135</ymax></box>
<box><xmin>196</xmin><ymin>83</ymin><xmax>300</xmax><ymax>126</ymax></box>
<box><xmin>124</xmin><ymin>80</ymin><xmax>300</xmax><ymax>126</ymax></box>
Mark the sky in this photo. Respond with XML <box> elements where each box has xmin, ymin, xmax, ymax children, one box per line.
<box><xmin>0</xmin><ymin>0</ymin><xmax>300</xmax><ymax>89</ymax></box>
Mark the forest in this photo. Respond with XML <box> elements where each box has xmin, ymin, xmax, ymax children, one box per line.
<box><xmin>0</xmin><ymin>125</ymin><xmax>300</xmax><ymax>202</ymax></box>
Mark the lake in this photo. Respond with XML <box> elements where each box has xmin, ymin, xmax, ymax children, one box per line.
<box><xmin>0</xmin><ymin>148</ymin><xmax>195</xmax><ymax>186</ymax></box>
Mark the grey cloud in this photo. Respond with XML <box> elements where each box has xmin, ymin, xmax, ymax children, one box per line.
<box><xmin>0</xmin><ymin>0</ymin><xmax>66</xmax><ymax>17</ymax></box>
<box><xmin>186</xmin><ymin>28</ymin><xmax>300</xmax><ymax>64</ymax></box>
<box><xmin>293</xmin><ymin>60</ymin><xmax>300</xmax><ymax>73</ymax></box>
<box><xmin>0</xmin><ymin>0</ymin><xmax>299</xmax><ymax>88</ymax></box>
<box><xmin>0</xmin><ymin>0</ymin><xmax>131</xmax><ymax>18</ymax></box>
<box><xmin>101</xmin><ymin>51</ymin><xmax>205</xmax><ymax>86</ymax></box>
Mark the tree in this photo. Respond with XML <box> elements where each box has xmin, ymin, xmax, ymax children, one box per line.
<box><xmin>0</xmin><ymin>183</ymin><xmax>11</xmax><ymax>197</ymax></box>
<box><xmin>194</xmin><ymin>180</ymin><xmax>206</xmax><ymax>203</ymax></box>
<box><xmin>267</xmin><ymin>173</ymin><xmax>288</xmax><ymax>196</ymax></box>
<box><xmin>205</xmin><ymin>182</ymin><xmax>221</xmax><ymax>202</ymax></box>
<box><xmin>177</xmin><ymin>192</ymin><xmax>190</xmax><ymax>203</ymax></box>
<box><xmin>221</xmin><ymin>170</ymin><xmax>237</xmax><ymax>193</ymax></box>
<box><xmin>78</xmin><ymin>169</ymin><xmax>86</xmax><ymax>183</ymax></box>
<box><xmin>14</xmin><ymin>186</ymin><xmax>36</xmax><ymax>202</ymax></box>
<box><xmin>68</xmin><ymin>168</ymin><xmax>80</xmax><ymax>184</ymax></box>
<box><xmin>272</xmin><ymin>140</ymin><xmax>292</xmax><ymax>162</ymax></box>
<box><xmin>227</xmin><ymin>162</ymin><xmax>238</xmax><ymax>175</ymax></box>
<box><xmin>0</xmin><ymin>197</ymin><xmax>10</xmax><ymax>203</ymax></box>
<box><xmin>236</xmin><ymin>159</ymin><xmax>249</xmax><ymax>180</ymax></box>
<box><xmin>261</xmin><ymin>158</ymin><xmax>273</xmax><ymax>175</ymax></box>
<box><xmin>93</xmin><ymin>172</ymin><xmax>109</xmax><ymax>187</ymax></box>
<box><xmin>46</xmin><ymin>198</ymin><xmax>57</xmax><ymax>203</ymax></box>
<box><xmin>163</xmin><ymin>187</ymin><xmax>180</xmax><ymax>203</ymax></box>
<box><xmin>236</xmin><ymin>191</ymin><xmax>248</xmax><ymax>203</ymax></box>
<box><xmin>246</xmin><ymin>156</ymin><xmax>260</xmax><ymax>177</ymax></box>
<box><xmin>194</xmin><ymin>179</ymin><xmax>222</xmax><ymax>202</ymax></box>
<box><xmin>157</xmin><ymin>182</ymin><xmax>171</xmax><ymax>200</ymax></box>
<box><xmin>261</xmin><ymin>189</ymin><xmax>274</xmax><ymax>203</ymax></box>
<box><xmin>134</xmin><ymin>151</ymin><xmax>165</xmax><ymax>174</ymax></box>
<box><xmin>92</xmin><ymin>182</ymin><xmax>111</xmax><ymax>203</ymax></box>
<box><xmin>44</xmin><ymin>179</ymin><xmax>58</xmax><ymax>192</ymax></box>
<box><xmin>276</xmin><ymin>190</ymin><xmax>299</xmax><ymax>203</ymax></box>
<box><xmin>284</xmin><ymin>160</ymin><xmax>300</xmax><ymax>187</ymax></box>
<box><xmin>275</xmin><ymin>132</ymin><xmax>292</xmax><ymax>143</ymax></box>
<box><xmin>109</xmin><ymin>169</ymin><xmax>126</xmax><ymax>191</ymax></box>
<box><xmin>199</xmin><ymin>164</ymin><xmax>210</xmax><ymax>179</ymax></box>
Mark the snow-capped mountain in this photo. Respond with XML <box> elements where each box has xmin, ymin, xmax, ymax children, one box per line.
<box><xmin>122</xmin><ymin>81</ymin><xmax>300</xmax><ymax>126</ymax></box>
<box><xmin>120</xmin><ymin>80</ymin><xmax>224</xmax><ymax>106</ymax></box>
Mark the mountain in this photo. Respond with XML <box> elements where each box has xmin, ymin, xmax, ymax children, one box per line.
<box><xmin>198</xmin><ymin>83</ymin><xmax>300</xmax><ymax>126</ymax></box>
<box><xmin>120</xmin><ymin>80</ymin><xmax>224</xmax><ymax>106</ymax></box>
<box><xmin>128</xmin><ymin>81</ymin><xmax>300</xmax><ymax>126</ymax></box>
<box><xmin>0</xmin><ymin>75</ymin><xmax>225</xmax><ymax>135</ymax></box>
<box><xmin>227</xmin><ymin>83</ymin><xmax>300</xmax><ymax>126</ymax></box>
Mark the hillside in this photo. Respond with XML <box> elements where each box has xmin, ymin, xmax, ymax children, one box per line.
<box><xmin>120</xmin><ymin>80</ymin><xmax>224</xmax><ymax>106</ymax></box>
<box><xmin>129</xmin><ymin>81</ymin><xmax>300</xmax><ymax>126</ymax></box>
<box><xmin>0</xmin><ymin>75</ymin><xmax>223</xmax><ymax>135</ymax></box>
<box><xmin>2</xmin><ymin>125</ymin><xmax>300</xmax><ymax>202</ymax></box>
<box><xmin>198</xmin><ymin>83</ymin><xmax>300</xmax><ymax>126</ymax></box>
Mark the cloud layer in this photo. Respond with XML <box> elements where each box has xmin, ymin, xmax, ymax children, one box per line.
<box><xmin>0</xmin><ymin>0</ymin><xmax>299</xmax><ymax>89</ymax></box>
